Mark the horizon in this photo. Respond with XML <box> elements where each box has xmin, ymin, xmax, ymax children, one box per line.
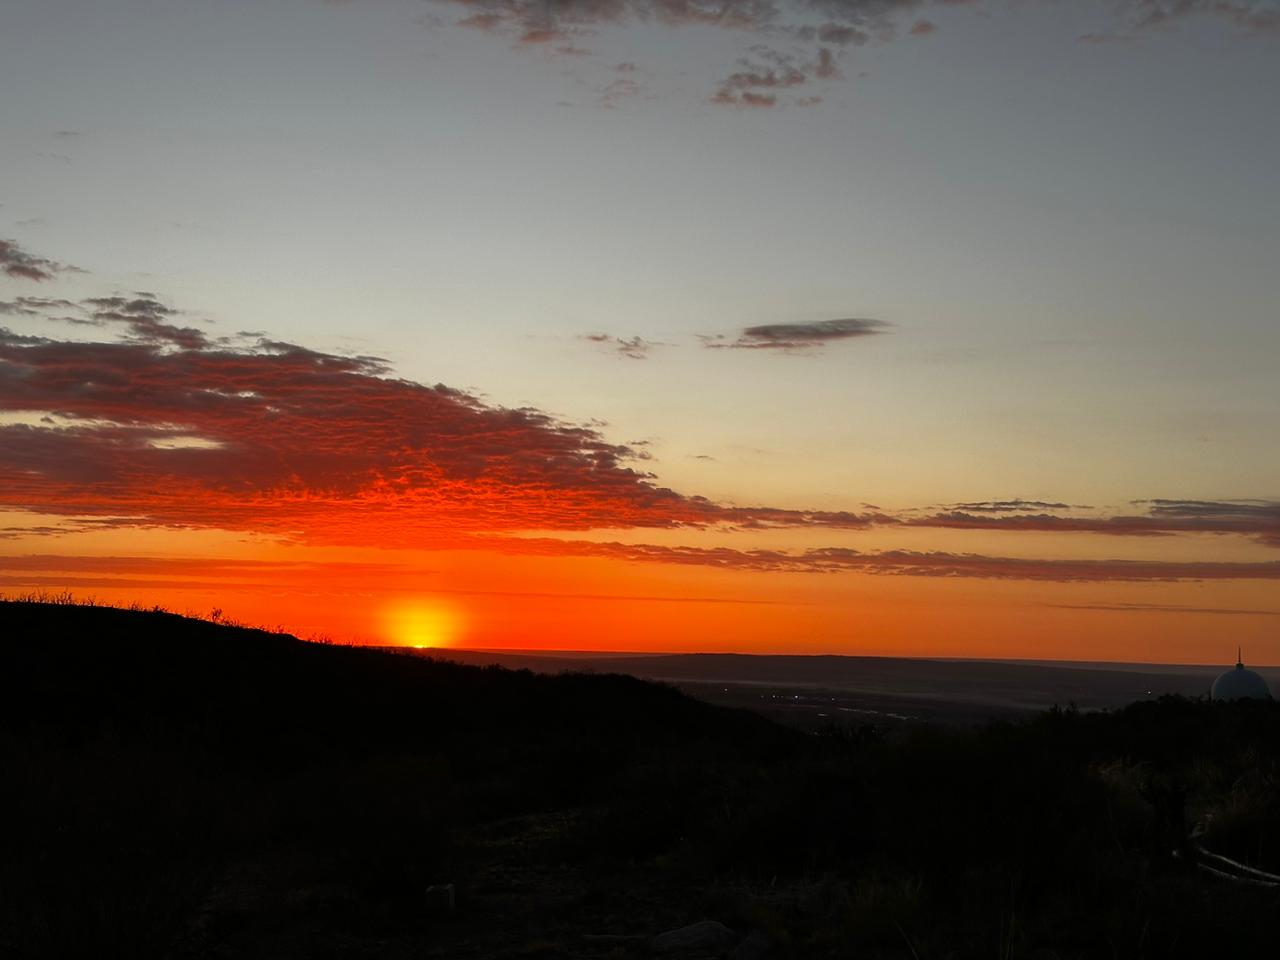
<box><xmin>2</xmin><ymin>1</ymin><xmax>1278</xmax><ymax>661</ymax></box>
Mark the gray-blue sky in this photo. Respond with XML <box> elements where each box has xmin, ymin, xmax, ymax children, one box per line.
<box><xmin>2</xmin><ymin>0</ymin><xmax>1278</xmax><ymax>510</ymax></box>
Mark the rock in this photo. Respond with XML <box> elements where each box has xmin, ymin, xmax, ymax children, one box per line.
<box><xmin>731</xmin><ymin>930</ymin><xmax>772</xmax><ymax>960</ymax></box>
<box><xmin>652</xmin><ymin>919</ymin><xmax>738</xmax><ymax>955</ymax></box>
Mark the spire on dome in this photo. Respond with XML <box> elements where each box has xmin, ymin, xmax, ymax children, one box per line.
<box><xmin>1212</xmin><ymin>651</ymin><xmax>1271</xmax><ymax>701</ymax></box>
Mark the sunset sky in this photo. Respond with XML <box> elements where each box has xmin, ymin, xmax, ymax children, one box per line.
<box><xmin>2</xmin><ymin>0</ymin><xmax>1278</xmax><ymax>662</ymax></box>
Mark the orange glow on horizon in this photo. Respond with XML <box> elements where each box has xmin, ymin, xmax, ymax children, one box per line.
<box><xmin>381</xmin><ymin>598</ymin><xmax>465</xmax><ymax>649</ymax></box>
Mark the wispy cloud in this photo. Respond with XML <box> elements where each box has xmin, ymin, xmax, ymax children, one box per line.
<box><xmin>414</xmin><ymin>0</ymin><xmax>1279</xmax><ymax>105</ymax></box>
<box><xmin>949</xmin><ymin>500</ymin><xmax>1075</xmax><ymax>513</ymax></box>
<box><xmin>580</xmin><ymin>333</ymin><xmax>665</xmax><ymax>359</ymax></box>
<box><xmin>488</xmin><ymin>538</ymin><xmax>1280</xmax><ymax>582</ymax></box>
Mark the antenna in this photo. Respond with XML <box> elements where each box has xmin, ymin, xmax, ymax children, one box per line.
<box><xmin>1238</xmin><ymin>645</ymin><xmax>1243</xmax><ymax>668</ymax></box>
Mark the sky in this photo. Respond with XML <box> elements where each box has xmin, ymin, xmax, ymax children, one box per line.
<box><xmin>1</xmin><ymin>0</ymin><xmax>1278</xmax><ymax>662</ymax></box>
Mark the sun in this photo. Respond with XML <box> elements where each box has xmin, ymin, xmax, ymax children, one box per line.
<box><xmin>382</xmin><ymin>599</ymin><xmax>464</xmax><ymax>649</ymax></box>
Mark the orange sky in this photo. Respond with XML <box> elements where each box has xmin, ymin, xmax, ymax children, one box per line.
<box><xmin>0</xmin><ymin>292</ymin><xmax>1276</xmax><ymax>662</ymax></box>
<box><xmin>0</xmin><ymin>292</ymin><xmax>1276</xmax><ymax>663</ymax></box>
<box><xmin>2</xmin><ymin>522</ymin><xmax>1277</xmax><ymax>663</ymax></box>
<box><xmin>4</xmin><ymin>2</ymin><xmax>1280</xmax><ymax>665</ymax></box>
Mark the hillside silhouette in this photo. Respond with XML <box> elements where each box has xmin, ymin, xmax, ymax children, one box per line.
<box><xmin>5</xmin><ymin>600</ymin><xmax>1280</xmax><ymax>959</ymax></box>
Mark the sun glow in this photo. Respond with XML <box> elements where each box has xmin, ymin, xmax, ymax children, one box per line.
<box><xmin>382</xmin><ymin>599</ymin><xmax>464</xmax><ymax>649</ymax></box>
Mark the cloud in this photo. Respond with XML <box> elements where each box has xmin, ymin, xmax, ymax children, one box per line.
<box><xmin>580</xmin><ymin>333</ymin><xmax>665</xmax><ymax>359</ymax></box>
<box><xmin>706</xmin><ymin>317</ymin><xmax>889</xmax><ymax>350</ymax></box>
<box><xmin>0</xmin><ymin>309</ymin><xmax>893</xmax><ymax>545</ymax></box>
<box><xmin>486</xmin><ymin>538</ymin><xmax>1280</xmax><ymax>581</ymax></box>
<box><xmin>0</xmin><ymin>297</ymin><xmax>80</xmax><ymax>317</ymax></box>
<box><xmin>81</xmin><ymin>295</ymin><xmax>210</xmax><ymax>349</ymax></box>
<box><xmin>5</xmin><ymin>286</ymin><xmax>1276</xmax><ymax>559</ymax></box>
<box><xmin>415</xmin><ymin>0</ymin><xmax>1279</xmax><ymax>105</ymax></box>
<box><xmin>0</xmin><ymin>239</ymin><xmax>78</xmax><ymax>282</ymax></box>
<box><xmin>429</xmin><ymin>0</ymin><xmax>946</xmax><ymax>103</ymax></box>
<box><xmin>949</xmin><ymin>500</ymin><xmax>1074</xmax><ymax>513</ymax></box>
<box><xmin>1122</xmin><ymin>1</ymin><xmax>1280</xmax><ymax>35</ymax></box>
<box><xmin>0</xmin><ymin>292</ymin><xmax>210</xmax><ymax>346</ymax></box>
<box><xmin>906</xmin><ymin>499</ymin><xmax>1280</xmax><ymax>547</ymax></box>
<box><xmin>6</xmin><ymin>242</ymin><xmax>1279</xmax><ymax>586</ymax></box>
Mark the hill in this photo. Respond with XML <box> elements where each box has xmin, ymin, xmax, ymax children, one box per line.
<box><xmin>4</xmin><ymin>600</ymin><xmax>1280</xmax><ymax>959</ymax></box>
<box><xmin>403</xmin><ymin>648</ymin><xmax>1261</xmax><ymax>728</ymax></box>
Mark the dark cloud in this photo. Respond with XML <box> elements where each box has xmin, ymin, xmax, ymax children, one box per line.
<box><xmin>1145</xmin><ymin>499</ymin><xmax>1280</xmax><ymax>547</ymax></box>
<box><xmin>0</xmin><ymin>297</ymin><xmax>79</xmax><ymax>317</ymax></box>
<box><xmin>0</xmin><ymin>239</ymin><xmax>78</xmax><ymax>282</ymax></box>
<box><xmin>907</xmin><ymin>499</ymin><xmax>1280</xmax><ymax>547</ymax></box>
<box><xmin>706</xmin><ymin>317</ymin><xmax>889</xmax><ymax>350</ymax></box>
<box><xmin>82</xmin><ymin>295</ymin><xmax>209</xmax><ymax>349</ymax></box>
<box><xmin>4</xmin><ymin>292</ymin><xmax>209</xmax><ymax>347</ymax></box>
<box><xmin>950</xmin><ymin>500</ymin><xmax>1074</xmax><ymax>513</ymax></box>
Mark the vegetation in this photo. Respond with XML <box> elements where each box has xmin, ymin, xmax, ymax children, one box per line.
<box><xmin>3</xmin><ymin>599</ymin><xmax>1278</xmax><ymax>958</ymax></box>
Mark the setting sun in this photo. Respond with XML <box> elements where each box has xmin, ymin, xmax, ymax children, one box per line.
<box><xmin>382</xmin><ymin>599</ymin><xmax>464</xmax><ymax>649</ymax></box>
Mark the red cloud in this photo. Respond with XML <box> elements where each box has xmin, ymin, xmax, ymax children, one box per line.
<box><xmin>0</xmin><ymin>328</ymin><xmax>885</xmax><ymax>545</ymax></box>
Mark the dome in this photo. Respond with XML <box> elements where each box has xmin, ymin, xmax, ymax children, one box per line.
<box><xmin>1211</xmin><ymin>655</ymin><xmax>1271</xmax><ymax>701</ymax></box>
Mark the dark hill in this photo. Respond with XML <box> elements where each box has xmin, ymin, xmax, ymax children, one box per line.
<box><xmin>5</xmin><ymin>600</ymin><xmax>1280</xmax><ymax>960</ymax></box>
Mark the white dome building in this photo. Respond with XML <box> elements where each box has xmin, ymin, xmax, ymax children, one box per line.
<box><xmin>1210</xmin><ymin>650</ymin><xmax>1271</xmax><ymax>701</ymax></box>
